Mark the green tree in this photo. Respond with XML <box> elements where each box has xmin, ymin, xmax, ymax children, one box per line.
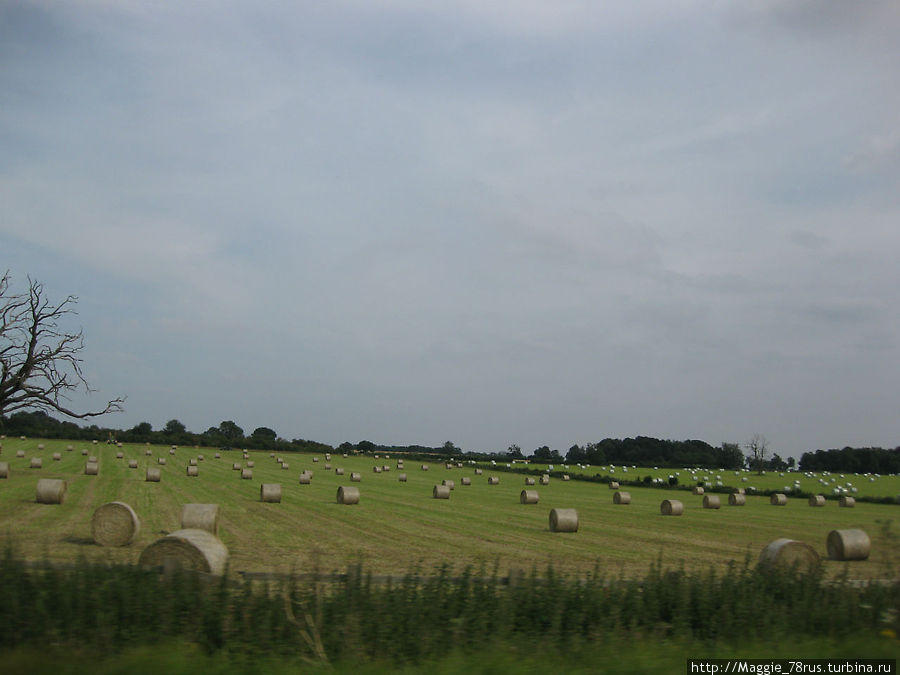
<box><xmin>250</xmin><ymin>427</ymin><xmax>277</xmax><ymax>442</ymax></box>
<box><xmin>218</xmin><ymin>420</ymin><xmax>244</xmax><ymax>443</ymax></box>
<box><xmin>507</xmin><ymin>444</ymin><xmax>524</xmax><ymax>460</ymax></box>
<box><xmin>164</xmin><ymin>419</ymin><xmax>186</xmax><ymax>435</ymax></box>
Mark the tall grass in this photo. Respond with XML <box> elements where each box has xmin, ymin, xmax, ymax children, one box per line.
<box><xmin>0</xmin><ymin>543</ymin><xmax>897</xmax><ymax>666</ymax></box>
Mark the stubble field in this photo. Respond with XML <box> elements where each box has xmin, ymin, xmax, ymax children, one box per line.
<box><xmin>0</xmin><ymin>437</ymin><xmax>897</xmax><ymax>579</ymax></box>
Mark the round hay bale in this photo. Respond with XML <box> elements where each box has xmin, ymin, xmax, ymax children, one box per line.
<box><xmin>770</xmin><ymin>493</ymin><xmax>788</xmax><ymax>506</ymax></box>
<box><xmin>692</xmin><ymin>486</ymin><xmax>705</xmax><ymax>495</ymax></box>
<box><xmin>433</xmin><ymin>484</ymin><xmax>451</xmax><ymax>499</ymax></box>
<box><xmin>372</xmin><ymin>466</ymin><xmax>381</xmax><ymax>473</ymax></box>
<box><xmin>92</xmin><ymin>501</ymin><xmax>140</xmax><ymax>546</ymax></box>
<box><xmin>138</xmin><ymin>528</ymin><xmax>228</xmax><ymax>575</ymax></box>
<box><xmin>549</xmin><ymin>508</ymin><xmax>578</xmax><ymax>532</ymax></box>
<box><xmin>398</xmin><ymin>473</ymin><xmax>408</xmax><ymax>482</ymax></box>
<box><xmin>540</xmin><ymin>475</ymin><xmax>550</xmax><ymax>485</ymax></box>
<box><xmin>702</xmin><ymin>495</ymin><xmax>721</xmax><ymax>510</ymax></box>
<box><xmin>325</xmin><ymin>453</ymin><xmax>331</xmax><ymax>461</ymax></box>
<box><xmin>16</xmin><ymin>450</ymin><xmax>25</xmax><ymax>458</ymax></box>
<box><xmin>241</xmin><ymin>468</ymin><xmax>253</xmax><ymax>480</ymax></box>
<box><xmin>281</xmin><ymin>462</ymin><xmax>289</xmax><ymax>470</ymax></box>
<box><xmin>116</xmin><ymin>452</ymin><xmax>124</xmax><ymax>459</ymax></box>
<box><xmin>38</xmin><ymin>443</ymin><xmax>45</xmax><ymax>450</ymax></box>
<box><xmin>232</xmin><ymin>463</ymin><xmax>241</xmax><ymax>471</ymax></box>
<box><xmin>0</xmin><ymin>461</ymin><xmax>8</xmax><ymax>479</ymax></box>
<box><xmin>313</xmin><ymin>457</ymin><xmax>319</xmax><ymax>463</ymax></box>
<box><xmin>562</xmin><ymin>474</ymin><xmax>570</xmax><ymax>481</ymax></box>
<box><xmin>146</xmin><ymin>468</ymin><xmax>161</xmax><ymax>482</ymax></box>
<box><xmin>524</xmin><ymin>477</ymin><xmax>536</xmax><ymax>486</ymax></box>
<box><xmin>488</xmin><ymin>476</ymin><xmax>500</xmax><ymax>485</ymax></box>
<box><xmin>85</xmin><ymin>461</ymin><xmax>99</xmax><ymax>475</ymax></box>
<box><xmin>613</xmin><ymin>491</ymin><xmax>631</xmax><ymax>505</ymax></box>
<box><xmin>734</xmin><ymin>487</ymin><xmax>746</xmax><ymax>495</ymax></box>
<box><xmin>36</xmin><ymin>478</ymin><xmax>66</xmax><ymax>504</ymax></box>
<box><xmin>608</xmin><ymin>481</ymin><xmax>619</xmax><ymax>489</ymax></box>
<box><xmin>197</xmin><ymin>455</ymin><xmax>204</xmax><ymax>461</ymax></box>
<box><xmin>758</xmin><ymin>538</ymin><xmax>820</xmax><ymax>569</ymax></box>
<box><xmin>181</xmin><ymin>504</ymin><xmax>219</xmax><ymax>535</ymax></box>
<box><xmin>474</xmin><ymin>468</ymin><xmax>483</xmax><ymax>475</ymax></box>
<box><xmin>337</xmin><ymin>486</ymin><xmax>360</xmax><ymax>505</ymax></box>
<box><xmin>660</xmin><ymin>499</ymin><xmax>684</xmax><ymax>516</ymax></box>
<box><xmin>169</xmin><ymin>448</ymin><xmax>176</xmax><ymax>455</ymax></box>
<box><xmin>66</xmin><ymin>444</ymin><xmax>73</xmax><ymax>452</ymax></box>
<box><xmin>442</xmin><ymin>479</ymin><xmax>455</xmax><ymax>490</ymax></box>
<box><xmin>826</xmin><ymin>529</ymin><xmax>870</xmax><ymax>561</ymax></box>
<box><xmin>324</xmin><ymin>463</ymin><xmax>331</xmax><ymax>470</ymax></box>
<box><xmin>189</xmin><ymin>458</ymin><xmax>198</xmax><ymax>466</ymax></box>
<box><xmin>839</xmin><ymin>496</ymin><xmax>856</xmax><ymax>508</ymax></box>
<box><xmin>145</xmin><ymin>449</ymin><xmax>152</xmax><ymax>456</ymax></box>
<box><xmin>186</xmin><ymin>465</ymin><xmax>199</xmax><ymax>477</ymax></box>
<box><xmin>30</xmin><ymin>457</ymin><xmax>42</xmax><ymax>469</ymax></box>
<box><xmin>52</xmin><ymin>452</ymin><xmax>62</xmax><ymax>461</ymax></box>
<box><xmin>80</xmin><ymin>448</ymin><xmax>88</xmax><ymax>456</ymax></box>
<box><xmin>728</xmin><ymin>493</ymin><xmax>746</xmax><ymax>506</ymax></box>
<box><xmin>520</xmin><ymin>489</ymin><xmax>539</xmax><ymax>504</ymax></box>
<box><xmin>128</xmin><ymin>459</ymin><xmax>138</xmax><ymax>469</ymax></box>
<box><xmin>382</xmin><ymin>465</ymin><xmax>390</xmax><ymax>472</ymax></box>
<box><xmin>158</xmin><ymin>457</ymin><xmax>166</xmax><ymax>465</ymax></box>
<box><xmin>260</xmin><ymin>483</ymin><xmax>282</xmax><ymax>503</ymax></box>
<box><xmin>461</xmin><ymin>476</ymin><xmax>471</xmax><ymax>486</ymax></box>
<box><xmin>421</xmin><ymin>464</ymin><xmax>429</xmax><ymax>471</ymax></box>
<box><xmin>298</xmin><ymin>472</ymin><xmax>311</xmax><ymax>485</ymax></box>
<box><xmin>335</xmin><ymin>467</ymin><xmax>345</xmax><ymax>475</ymax></box>
<box><xmin>350</xmin><ymin>472</ymin><xmax>361</xmax><ymax>482</ymax></box>
<box><xmin>808</xmin><ymin>495</ymin><xmax>826</xmax><ymax>507</ymax></box>
<box><xmin>88</xmin><ymin>455</ymin><xmax>98</xmax><ymax>463</ymax></box>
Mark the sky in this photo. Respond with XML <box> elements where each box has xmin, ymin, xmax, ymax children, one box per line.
<box><xmin>2</xmin><ymin>0</ymin><xmax>899</xmax><ymax>459</ymax></box>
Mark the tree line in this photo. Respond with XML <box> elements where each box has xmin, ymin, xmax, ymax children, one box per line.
<box><xmin>798</xmin><ymin>446</ymin><xmax>900</xmax><ymax>474</ymax></box>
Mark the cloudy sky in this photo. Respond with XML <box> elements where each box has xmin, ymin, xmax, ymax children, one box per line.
<box><xmin>2</xmin><ymin>0</ymin><xmax>898</xmax><ymax>458</ymax></box>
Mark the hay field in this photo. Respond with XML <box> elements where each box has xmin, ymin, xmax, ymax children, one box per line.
<box><xmin>0</xmin><ymin>438</ymin><xmax>897</xmax><ymax>578</ymax></box>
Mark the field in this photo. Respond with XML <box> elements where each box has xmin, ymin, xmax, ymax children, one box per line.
<box><xmin>1</xmin><ymin>437</ymin><xmax>898</xmax><ymax>579</ymax></box>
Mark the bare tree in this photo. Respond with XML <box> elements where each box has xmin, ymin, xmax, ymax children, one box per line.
<box><xmin>0</xmin><ymin>273</ymin><xmax>125</xmax><ymax>419</ymax></box>
<box><xmin>745</xmin><ymin>433</ymin><xmax>770</xmax><ymax>474</ymax></box>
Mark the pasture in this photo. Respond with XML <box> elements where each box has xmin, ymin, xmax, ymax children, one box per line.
<box><xmin>0</xmin><ymin>437</ymin><xmax>897</xmax><ymax>579</ymax></box>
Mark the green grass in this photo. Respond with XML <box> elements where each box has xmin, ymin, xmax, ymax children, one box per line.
<box><xmin>0</xmin><ymin>437</ymin><xmax>897</xmax><ymax>578</ymax></box>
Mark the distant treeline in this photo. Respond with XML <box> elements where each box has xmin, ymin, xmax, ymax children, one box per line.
<box><xmin>562</xmin><ymin>437</ymin><xmax>746</xmax><ymax>469</ymax></box>
<box><xmin>0</xmin><ymin>411</ymin><xmax>331</xmax><ymax>454</ymax></box>
<box><xmin>799</xmin><ymin>447</ymin><xmax>900</xmax><ymax>474</ymax></box>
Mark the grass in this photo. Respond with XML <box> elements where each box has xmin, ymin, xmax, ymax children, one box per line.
<box><xmin>0</xmin><ymin>437</ymin><xmax>897</xmax><ymax>578</ymax></box>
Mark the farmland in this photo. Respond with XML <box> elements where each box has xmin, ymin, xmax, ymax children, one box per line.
<box><xmin>0</xmin><ymin>437</ymin><xmax>898</xmax><ymax>579</ymax></box>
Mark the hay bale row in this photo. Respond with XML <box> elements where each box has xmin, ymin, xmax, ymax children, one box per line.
<box><xmin>92</xmin><ymin>501</ymin><xmax>140</xmax><ymax>546</ymax></box>
<box><xmin>549</xmin><ymin>508</ymin><xmax>578</xmax><ymax>532</ymax></box>
<box><xmin>138</xmin><ymin>529</ymin><xmax>228</xmax><ymax>575</ymax></box>
<box><xmin>181</xmin><ymin>504</ymin><xmax>219</xmax><ymax>535</ymax></box>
